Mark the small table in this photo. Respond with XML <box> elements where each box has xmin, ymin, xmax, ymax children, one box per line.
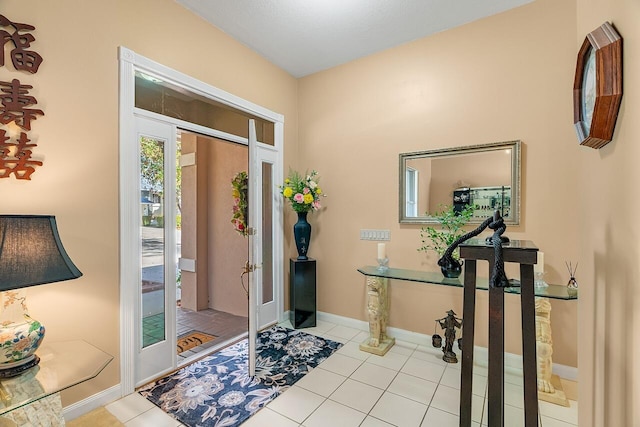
<box><xmin>357</xmin><ymin>264</ymin><xmax>577</xmax><ymax>406</ymax></box>
<box><xmin>0</xmin><ymin>340</ymin><xmax>113</xmax><ymax>426</ymax></box>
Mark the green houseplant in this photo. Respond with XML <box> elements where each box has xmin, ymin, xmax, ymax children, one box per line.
<box><xmin>418</xmin><ymin>204</ymin><xmax>475</xmax><ymax>277</ymax></box>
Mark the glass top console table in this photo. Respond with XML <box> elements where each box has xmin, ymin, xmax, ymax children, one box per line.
<box><xmin>357</xmin><ymin>266</ymin><xmax>578</xmax><ymax>300</ymax></box>
<box><xmin>357</xmin><ymin>265</ymin><xmax>577</xmax><ymax>407</ymax></box>
<box><xmin>0</xmin><ymin>340</ymin><xmax>113</xmax><ymax>422</ymax></box>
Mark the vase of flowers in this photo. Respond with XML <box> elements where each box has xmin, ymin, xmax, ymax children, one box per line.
<box><xmin>279</xmin><ymin>170</ymin><xmax>325</xmax><ymax>260</ymax></box>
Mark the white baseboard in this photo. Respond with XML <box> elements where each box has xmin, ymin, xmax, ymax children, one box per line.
<box><xmin>314</xmin><ymin>310</ymin><xmax>577</xmax><ymax>382</ymax></box>
<box><xmin>62</xmin><ymin>384</ymin><xmax>123</xmax><ymax>421</ymax></box>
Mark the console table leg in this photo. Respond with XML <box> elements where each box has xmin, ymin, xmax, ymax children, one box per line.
<box><xmin>535</xmin><ymin>297</ymin><xmax>569</xmax><ymax>406</ymax></box>
<box><xmin>521</xmin><ymin>264</ymin><xmax>539</xmax><ymax>427</ymax></box>
<box><xmin>487</xmin><ymin>280</ymin><xmax>505</xmax><ymax>427</ymax></box>
<box><xmin>360</xmin><ymin>276</ymin><xmax>395</xmax><ymax>355</ymax></box>
<box><xmin>460</xmin><ymin>259</ymin><xmax>477</xmax><ymax>427</ymax></box>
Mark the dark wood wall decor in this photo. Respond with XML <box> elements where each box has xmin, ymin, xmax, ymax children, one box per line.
<box><xmin>0</xmin><ymin>14</ymin><xmax>44</xmax><ymax>179</ymax></box>
<box><xmin>573</xmin><ymin>22</ymin><xmax>622</xmax><ymax>149</ymax></box>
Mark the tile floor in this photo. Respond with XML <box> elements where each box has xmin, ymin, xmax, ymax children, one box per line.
<box><xmin>103</xmin><ymin>319</ymin><xmax>578</xmax><ymax>427</ymax></box>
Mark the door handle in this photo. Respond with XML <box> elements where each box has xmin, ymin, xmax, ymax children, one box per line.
<box><xmin>242</xmin><ymin>261</ymin><xmax>262</xmax><ymax>273</ymax></box>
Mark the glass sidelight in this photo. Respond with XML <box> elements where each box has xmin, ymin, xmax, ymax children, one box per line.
<box><xmin>140</xmin><ymin>136</ymin><xmax>167</xmax><ymax>348</ymax></box>
<box><xmin>261</xmin><ymin>161</ymin><xmax>274</xmax><ymax>306</ymax></box>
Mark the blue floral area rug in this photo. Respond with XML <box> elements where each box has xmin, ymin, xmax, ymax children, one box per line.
<box><xmin>139</xmin><ymin>325</ymin><xmax>342</xmax><ymax>426</ymax></box>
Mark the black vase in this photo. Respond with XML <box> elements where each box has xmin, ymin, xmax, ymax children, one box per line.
<box><xmin>294</xmin><ymin>211</ymin><xmax>312</xmax><ymax>260</ymax></box>
<box><xmin>440</xmin><ymin>258</ymin><xmax>463</xmax><ymax>278</ymax></box>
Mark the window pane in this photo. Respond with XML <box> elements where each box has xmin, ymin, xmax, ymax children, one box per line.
<box><xmin>141</xmin><ymin>136</ymin><xmax>166</xmax><ymax>348</ymax></box>
<box><xmin>135</xmin><ymin>71</ymin><xmax>275</xmax><ymax>145</ymax></box>
<box><xmin>262</xmin><ymin>162</ymin><xmax>273</xmax><ymax>304</ymax></box>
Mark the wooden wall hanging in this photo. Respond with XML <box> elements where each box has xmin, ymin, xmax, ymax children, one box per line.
<box><xmin>573</xmin><ymin>22</ymin><xmax>623</xmax><ymax>149</ymax></box>
<box><xmin>0</xmin><ymin>14</ymin><xmax>44</xmax><ymax>180</ymax></box>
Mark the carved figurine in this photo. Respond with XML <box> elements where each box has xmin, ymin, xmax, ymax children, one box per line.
<box><xmin>435</xmin><ymin>310</ymin><xmax>463</xmax><ymax>363</ymax></box>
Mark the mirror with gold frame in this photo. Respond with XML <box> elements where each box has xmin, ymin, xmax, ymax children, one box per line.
<box><xmin>399</xmin><ymin>140</ymin><xmax>521</xmax><ymax>225</ymax></box>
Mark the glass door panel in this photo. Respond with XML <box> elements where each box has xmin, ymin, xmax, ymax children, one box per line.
<box><xmin>141</xmin><ymin>136</ymin><xmax>166</xmax><ymax>348</ymax></box>
<box><xmin>135</xmin><ymin>117</ymin><xmax>176</xmax><ymax>386</ymax></box>
<box><xmin>261</xmin><ymin>162</ymin><xmax>274</xmax><ymax>305</ymax></box>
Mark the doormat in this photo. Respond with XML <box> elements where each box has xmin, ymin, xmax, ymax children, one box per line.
<box><xmin>139</xmin><ymin>325</ymin><xmax>342</xmax><ymax>427</ymax></box>
<box><xmin>177</xmin><ymin>331</ymin><xmax>216</xmax><ymax>354</ymax></box>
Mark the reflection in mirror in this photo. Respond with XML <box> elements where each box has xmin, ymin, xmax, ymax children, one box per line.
<box><xmin>399</xmin><ymin>141</ymin><xmax>521</xmax><ymax>224</ymax></box>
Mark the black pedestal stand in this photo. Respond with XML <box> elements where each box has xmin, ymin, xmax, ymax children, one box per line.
<box><xmin>289</xmin><ymin>258</ymin><xmax>317</xmax><ymax>329</ymax></box>
<box><xmin>458</xmin><ymin>240</ymin><xmax>539</xmax><ymax>427</ymax></box>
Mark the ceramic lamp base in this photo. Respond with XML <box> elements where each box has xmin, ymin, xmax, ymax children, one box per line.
<box><xmin>0</xmin><ymin>354</ymin><xmax>40</xmax><ymax>378</ymax></box>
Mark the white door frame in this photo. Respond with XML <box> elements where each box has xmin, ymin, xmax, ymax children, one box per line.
<box><xmin>119</xmin><ymin>47</ymin><xmax>284</xmax><ymax>395</ymax></box>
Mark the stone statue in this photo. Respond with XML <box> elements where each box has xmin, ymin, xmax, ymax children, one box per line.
<box><xmin>535</xmin><ymin>298</ymin><xmax>555</xmax><ymax>393</ymax></box>
<box><xmin>365</xmin><ymin>277</ymin><xmax>389</xmax><ymax>347</ymax></box>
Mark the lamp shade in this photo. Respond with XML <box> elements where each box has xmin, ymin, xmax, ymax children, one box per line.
<box><xmin>0</xmin><ymin>215</ymin><xmax>82</xmax><ymax>291</ymax></box>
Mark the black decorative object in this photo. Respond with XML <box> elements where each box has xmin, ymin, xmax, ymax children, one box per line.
<box><xmin>439</xmin><ymin>210</ymin><xmax>509</xmax><ymax>288</ymax></box>
<box><xmin>566</xmin><ymin>261</ymin><xmax>579</xmax><ymax>295</ymax></box>
<box><xmin>293</xmin><ymin>211</ymin><xmax>311</xmax><ymax>260</ymax></box>
<box><xmin>289</xmin><ymin>258</ymin><xmax>316</xmax><ymax>328</ymax></box>
<box><xmin>440</xmin><ymin>259</ymin><xmax>462</xmax><ymax>279</ymax></box>
<box><xmin>435</xmin><ymin>310</ymin><xmax>463</xmax><ymax>363</ymax></box>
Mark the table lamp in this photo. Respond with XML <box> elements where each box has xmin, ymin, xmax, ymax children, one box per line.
<box><xmin>0</xmin><ymin>215</ymin><xmax>82</xmax><ymax>377</ymax></box>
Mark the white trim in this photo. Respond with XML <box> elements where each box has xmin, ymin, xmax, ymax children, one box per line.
<box><xmin>62</xmin><ymin>384</ymin><xmax>122</xmax><ymax>421</ymax></box>
<box><xmin>119</xmin><ymin>47</ymin><xmax>137</xmax><ymax>395</ymax></box>
<box><xmin>315</xmin><ymin>311</ymin><xmax>578</xmax><ymax>381</ymax></box>
<box><xmin>133</xmin><ymin>107</ymin><xmax>249</xmax><ymax>146</ymax></box>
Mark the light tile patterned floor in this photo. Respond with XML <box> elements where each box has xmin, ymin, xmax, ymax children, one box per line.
<box><xmin>101</xmin><ymin>319</ymin><xmax>578</xmax><ymax>426</ymax></box>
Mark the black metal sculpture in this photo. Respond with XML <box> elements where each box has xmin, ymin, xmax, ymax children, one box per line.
<box><xmin>438</xmin><ymin>210</ymin><xmax>509</xmax><ymax>288</ymax></box>
<box><xmin>433</xmin><ymin>310</ymin><xmax>463</xmax><ymax>363</ymax></box>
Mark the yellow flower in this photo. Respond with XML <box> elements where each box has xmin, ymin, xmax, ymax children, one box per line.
<box><xmin>285</xmin><ymin>178</ymin><xmax>291</xmax><ymax>184</ymax></box>
<box><xmin>303</xmin><ymin>193</ymin><xmax>314</xmax><ymax>204</ymax></box>
<box><xmin>283</xmin><ymin>187</ymin><xmax>293</xmax><ymax>198</ymax></box>
<box><xmin>232</xmin><ymin>189</ymin><xmax>240</xmax><ymax>198</ymax></box>
<box><xmin>316</xmin><ymin>187</ymin><xmax>322</xmax><ymax>195</ymax></box>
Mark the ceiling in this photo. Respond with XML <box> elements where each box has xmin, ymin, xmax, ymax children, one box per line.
<box><xmin>175</xmin><ymin>0</ymin><xmax>533</xmax><ymax>78</ymax></box>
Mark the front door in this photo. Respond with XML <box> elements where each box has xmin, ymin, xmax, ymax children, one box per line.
<box><xmin>248</xmin><ymin>120</ymin><xmax>280</xmax><ymax>375</ymax></box>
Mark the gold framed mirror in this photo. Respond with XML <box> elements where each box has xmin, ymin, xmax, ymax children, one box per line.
<box><xmin>399</xmin><ymin>140</ymin><xmax>521</xmax><ymax>225</ymax></box>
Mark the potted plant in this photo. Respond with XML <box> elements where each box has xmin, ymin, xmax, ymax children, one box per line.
<box><xmin>418</xmin><ymin>204</ymin><xmax>475</xmax><ymax>278</ymax></box>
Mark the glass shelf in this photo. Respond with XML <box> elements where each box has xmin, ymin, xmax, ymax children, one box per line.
<box><xmin>357</xmin><ymin>266</ymin><xmax>578</xmax><ymax>300</ymax></box>
<box><xmin>0</xmin><ymin>340</ymin><xmax>113</xmax><ymax>415</ymax></box>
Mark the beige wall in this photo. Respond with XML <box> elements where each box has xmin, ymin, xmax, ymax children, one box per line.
<box><xmin>1</xmin><ymin>0</ymin><xmax>298</xmax><ymax>406</ymax></box>
<box><xmin>575</xmin><ymin>1</ymin><xmax>640</xmax><ymax>426</ymax></box>
<box><xmin>180</xmin><ymin>134</ymin><xmax>210</xmax><ymax>311</ymax></box>
<box><xmin>299</xmin><ymin>0</ymin><xmax>580</xmax><ymax>367</ymax></box>
<box><xmin>208</xmin><ymin>139</ymin><xmax>249</xmax><ymax>317</ymax></box>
